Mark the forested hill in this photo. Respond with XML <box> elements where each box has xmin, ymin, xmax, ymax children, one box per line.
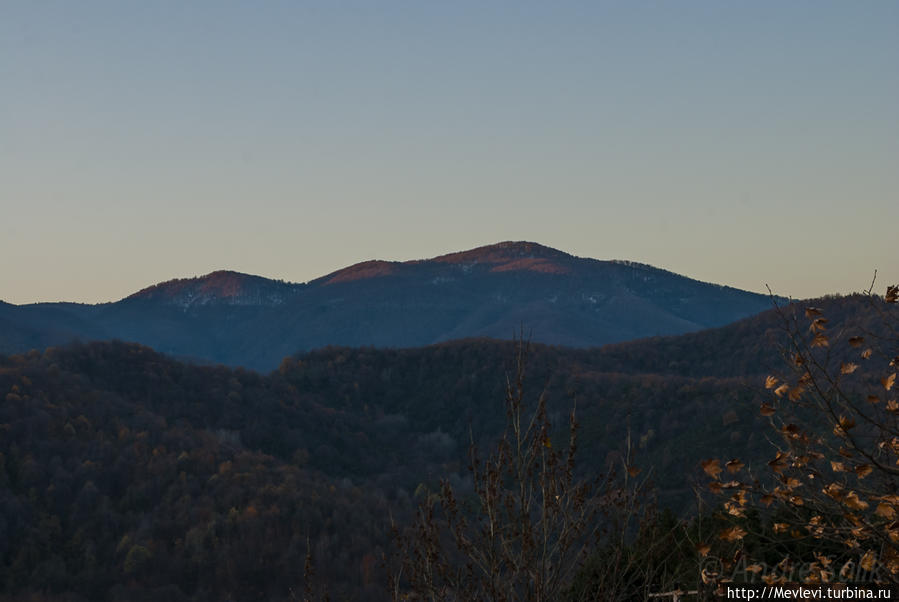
<box><xmin>0</xmin><ymin>294</ymin><xmax>890</xmax><ymax>601</ymax></box>
<box><xmin>0</xmin><ymin>241</ymin><xmax>776</xmax><ymax>369</ymax></box>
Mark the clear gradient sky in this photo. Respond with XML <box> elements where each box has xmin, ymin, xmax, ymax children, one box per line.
<box><xmin>2</xmin><ymin>1</ymin><xmax>897</xmax><ymax>304</ymax></box>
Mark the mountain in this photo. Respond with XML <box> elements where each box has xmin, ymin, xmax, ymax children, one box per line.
<box><xmin>0</xmin><ymin>241</ymin><xmax>778</xmax><ymax>369</ymax></box>
<box><xmin>127</xmin><ymin>270</ymin><xmax>304</xmax><ymax>307</ymax></box>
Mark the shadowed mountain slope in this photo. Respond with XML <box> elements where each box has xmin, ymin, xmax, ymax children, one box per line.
<box><xmin>1</xmin><ymin>241</ymin><xmax>777</xmax><ymax>369</ymax></box>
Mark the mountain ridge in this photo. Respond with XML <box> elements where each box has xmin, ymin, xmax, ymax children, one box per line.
<box><xmin>1</xmin><ymin>241</ymin><xmax>780</xmax><ymax>369</ymax></box>
<box><xmin>120</xmin><ymin>241</ymin><xmax>762</xmax><ymax>302</ymax></box>
<box><xmin>127</xmin><ymin>269</ymin><xmax>305</xmax><ymax>307</ymax></box>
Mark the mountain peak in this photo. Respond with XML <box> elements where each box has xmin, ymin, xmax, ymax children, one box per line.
<box><xmin>322</xmin><ymin>260</ymin><xmax>399</xmax><ymax>285</ymax></box>
<box><xmin>427</xmin><ymin>241</ymin><xmax>575</xmax><ymax>275</ymax></box>
<box><xmin>317</xmin><ymin>242</ymin><xmax>576</xmax><ymax>285</ymax></box>
<box><xmin>126</xmin><ymin>270</ymin><xmax>302</xmax><ymax>307</ymax></box>
<box><xmin>431</xmin><ymin>241</ymin><xmax>571</xmax><ymax>263</ymax></box>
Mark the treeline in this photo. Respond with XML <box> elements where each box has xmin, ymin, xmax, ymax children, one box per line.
<box><xmin>0</xmin><ymin>347</ymin><xmax>396</xmax><ymax>601</ymax></box>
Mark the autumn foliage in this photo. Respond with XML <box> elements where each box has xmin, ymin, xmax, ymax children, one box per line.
<box><xmin>700</xmin><ymin>284</ymin><xmax>899</xmax><ymax>587</ymax></box>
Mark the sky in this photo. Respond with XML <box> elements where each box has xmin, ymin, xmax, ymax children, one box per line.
<box><xmin>2</xmin><ymin>1</ymin><xmax>897</xmax><ymax>304</ymax></box>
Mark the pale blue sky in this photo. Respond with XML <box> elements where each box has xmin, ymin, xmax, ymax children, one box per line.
<box><xmin>2</xmin><ymin>1</ymin><xmax>897</xmax><ymax>304</ymax></box>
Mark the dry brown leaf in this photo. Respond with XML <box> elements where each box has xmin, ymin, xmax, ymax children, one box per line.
<box><xmin>845</xmin><ymin>491</ymin><xmax>869</xmax><ymax>511</ymax></box>
<box><xmin>875</xmin><ymin>503</ymin><xmax>897</xmax><ymax>520</ymax></box>
<box><xmin>883</xmin><ymin>372</ymin><xmax>896</xmax><ymax>391</ymax></box>
<box><xmin>719</xmin><ymin>526</ymin><xmax>747</xmax><ymax>541</ymax></box>
<box><xmin>774</xmin><ymin>384</ymin><xmax>790</xmax><ymax>398</ymax></box>
<box><xmin>811</xmin><ymin>333</ymin><xmax>829</xmax><ymax>348</ymax></box>
<box><xmin>725</xmin><ymin>459</ymin><xmax>744</xmax><ymax>473</ymax></box>
<box><xmin>769</xmin><ymin>451</ymin><xmax>789</xmax><ymax>474</ymax></box>
<box><xmin>732</xmin><ymin>489</ymin><xmax>749</xmax><ymax>505</ymax></box>
<box><xmin>696</xmin><ymin>542</ymin><xmax>711</xmax><ymax>557</ymax></box>
<box><xmin>887</xmin><ymin>525</ymin><xmax>899</xmax><ymax>545</ymax></box>
<box><xmin>860</xmin><ymin>550</ymin><xmax>877</xmax><ymax>572</ymax></box>
<box><xmin>805</xmin><ymin>307</ymin><xmax>823</xmax><ymax>318</ymax></box>
<box><xmin>783</xmin><ymin>477</ymin><xmax>802</xmax><ymax>489</ymax></box>
<box><xmin>701</xmin><ymin>458</ymin><xmax>723</xmax><ymax>478</ymax></box>
<box><xmin>841</xmin><ymin>362</ymin><xmax>859</xmax><ymax>375</ymax></box>
<box><xmin>708</xmin><ymin>481</ymin><xmax>723</xmax><ymax>494</ymax></box>
<box><xmin>867</xmin><ymin>394</ymin><xmax>881</xmax><ymax>404</ymax></box>
<box><xmin>760</xmin><ymin>402</ymin><xmax>776</xmax><ymax>416</ymax></box>
<box><xmin>831</xmin><ymin>461</ymin><xmax>846</xmax><ymax>472</ymax></box>
<box><xmin>848</xmin><ymin>336</ymin><xmax>865</xmax><ymax>348</ymax></box>
<box><xmin>855</xmin><ymin>464</ymin><xmax>873</xmax><ymax>479</ymax></box>
<box><xmin>725</xmin><ymin>502</ymin><xmax>745</xmax><ymax>517</ymax></box>
<box><xmin>885</xmin><ymin>550</ymin><xmax>899</xmax><ymax>574</ymax></box>
<box><xmin>626</xmin><ymin>465</ymin><xmax>641</xmax><ymax>477</ymax></box>
<box><xmin>862</xmin><ymin>348</ymin><xmax>873</xmax><ymax>359</ymax></box>
<box><xmin>823</xmin><ymin>483</ymin><xmax>845</xmax><ymax>500</ymax></box>
<box><xmin>810</xmin><ymin>318</ymin><xmax>828</xmax><ymax>332</ymax></box>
